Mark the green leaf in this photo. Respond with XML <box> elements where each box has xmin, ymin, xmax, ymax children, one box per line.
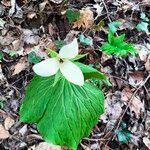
<box><xmin>20</xmin><ymin>75</ymin><xmax>104</xmax><ymax>150</ymax></box>
<box><xmin>140</xmin><ymin>12</ymin><xmax>149</xmax><ymax>22</ymax></box>
<box><xmin>46</xmin><ymin>48</ymin><xmax>58</xmax><ymax>58</ymax></box>
<box><xmin>55</xmin><ymin>40</ymin><xmax>66</xmax><ymax>49</ymax></box>
<box><xmin>115</xmin><ymin>129</ymin><xmax>132</xmax><ymax>143</ymax></box>
<box><xmin>66</xmin><ymin>9</ymin><xmax>80</xmax><ymax>23</ymax></box>
<box><xmin>78</xmin><ymin>34</ymin><xmax>93</xmax><ymax>46</ymax></box>
<box><xmin>93</xmin><ymin>20</ymin><xmax>105</xmax><ymax>31</ymax></box>
<box><xmin>136</xmin><ymin>22</ymin><xmax>149</xmax><ymax>33</ymax></box>
<box><xmin>0</xmin><ymin>51</ymin><xmax>4</xmax><ymax>60</ymax></box>
<box><xmin>108</xmin><ymin>32</ymin><xmax>125</xmax><ymax>46</ymax></box>
<box><xmin>9</xmin><ymin>51</ymin><xmax>17</xmax><ymax>57</ymax></box>
<box><xmin>28</xmin><ymin>51</ymin><xmax>41</xmax><ymax>64</ymax></box>
<box><xmin>0</xmin><ymin>100</ymin><xmax>4</xmax><ymax>109</ymax></box>
<box><xmin>101</xmin><ymin>31</ymin><xmax>137</xmax><ymax>57</ymax></box>
<box><xmin>108</xmin><ymin>21</ymin><xmax>122</xmax><ymax>33</ymax></box>
<box><xmin>71</xmin><ymin>53</ymin><xmax>88</xmax><ymax>61</ymax></box>
<box><xmin>75</xmin><ymin>62</ymin><xmax>108</xmax><ymax>81</ymax></box>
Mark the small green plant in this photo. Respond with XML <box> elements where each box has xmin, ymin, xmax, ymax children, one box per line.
<box><xmin>101</xmin><ymin>31</ymin><xmax>137</xmax><ymax>57</ymax></box>
<box><xmin>78</xmin><ymin>34</ymin><xmax>93</xmax><ymax>46</ymax></box>
<box><xmin>108</xmin><ymin>21</ymin><xmax>122</xmax><ymax>33</ymax></box>
<box><xmin>115</xmin><ymin>122</ymin><xmax>132</xmax><ymax>143</ymax></box>
<box><xmin>28</xmin><ymin>51</ymin><xmax>41</xmax><ymax>64</ymax></box>
<box><xmin>20</xmin><ymin>38</ymin><xmax>109</xmax><ymax>149</ymax></box>
<box><xmin>66</xmin><ymin>9</ymin><xmax>80</xmax><ymax>23</ymax></box>
<box><xmin>136</xmin><ymin>12</ymin><xmax>149</xmax><ymax>34</ymax></box>
<box><xmin>0</xmin><ymin>51</ymin><xmax>4</xmax><ymax>61</ymax></box>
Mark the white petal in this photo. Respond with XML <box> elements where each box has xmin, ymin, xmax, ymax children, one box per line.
<box><xmin>60</xmin><ymin>60</ymin><xmax>84</xmax><ymax>86</ymax></box>
<box><xmin>59</xmin><ymin>38</ymin><xmax>78</xmax><ymax>59</ymax></box>
<box><xmin>33</xmin><ymin>58</ymin><xmax>59</xmax><ymax>77</ymax></box>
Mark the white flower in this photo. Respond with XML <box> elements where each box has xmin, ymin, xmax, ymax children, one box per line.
<box><xmin>33</xmin><ymin>38</ymin><xmax>84</xmax><ymax>86</ymax></box>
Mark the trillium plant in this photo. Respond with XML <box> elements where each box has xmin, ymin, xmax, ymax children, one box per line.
<box><xmin>20</xmin><ymin>38</ymin><xmax>108</xmax><ymax>150</ymax></box>
<box><xmin>33</xmin><ymin>38</ymin><xmax>84</xmax><ymax>86</ymax></box>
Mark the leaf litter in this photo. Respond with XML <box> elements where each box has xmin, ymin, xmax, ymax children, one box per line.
<box><xmin>0</xmin><ymin>0</ymin><xmax>150</xmax><ymax>149</ymax></box>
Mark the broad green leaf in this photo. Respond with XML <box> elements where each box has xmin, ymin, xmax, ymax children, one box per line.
<box><xmin>108</xmin><ymin>21</ymin><xmax>122</xmax><ymax>33</ymax></box>
<box><xmin>136</xmin><ymin>22</ymin><xmax>149</xmax><ymax>33</ymax></box>
<box><xmin>66</xmin><ymin>9</ymin><xmax>80</xmax><ymax>23</ymax></box>
<box><xmin>46</xmin><ymin>48</ymin><xmax>58</xmax><ymax>58</ymax></box>
<box><xmin>20</xmin><ymin>75</ymin><xmax>104</xmax><ymax>150</ymax></box>
<box><xmin>71</xmin><ymin>53</ymin><xmax>88</xmax><ymax>61</ymax></box>
<box><xmin>28</xmin><ymin>51</ymin><xmax>41</xmax><ymax>64</ymax></box>
<box><xmin>75</xmin><ymin>62</ymin><xmax>108</xmax><ymax>81</ymax></box>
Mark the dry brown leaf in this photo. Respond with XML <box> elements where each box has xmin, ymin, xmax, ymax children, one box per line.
<box><xmin>4</xmin><ymin>116</ymin><xmax>15</xmax><ymax>130</ymax></box>
<box><xmin>143</xmin><ymin>137</ymin><xmax>150</xmax><ymax>149</ymax></box>
<box><xmin>128</xmin><ymin>71</ymin><xmax>144</xmax><ymax>87</ymax></box>
<box><xmin>0</xmin><ymin>124</ymin><xmax>10</xmax><ymax>139</ymax></box>
<box><xmin>49</xmin><ymin>0</ymin><xmax>63</xmax><ymax>4</ymax></box>
<box><xmin>73</xmin><ymin>9</ymin><xmax>94</xmax><ymax>29</ymax></box>
<box><xmin>101</xmin><ymin>91</ymin><xmax>122</xmax><ymax>124</ymax></box>
<box><xmin>0</xmin><ymin>35</ymin><xmax>15</xmax><ymax>46</ymax></box>
<box><xmin>135</xmin><ymin>44</ymin><xmax>150</xmax><ymax>62</ymax></box>
<box><xmin>121</xmin><ymin>87</ymin><xmax>144</xmax><ymax>118</ymax></box>
<box><xmin>35</xmin><ymin>142</ymin><xmax>62</xmax><ymax>150</ymax></box>
<box><xmin>22</xmin><ymin>29</ymin><xmax>40</xmax><ymax>45</ymax></box>
<box><xmin>145</xmin><ymin>55</ymin><xmax>150</xmax><ymax>71</ymax></box>
<box><xmin>27</xmin><ymin>12</ymin><xmax>37</xmax><ymax>19</ymax></box>
<box><xmin>19</xmin><ymin>125</ymin><xmax>27</xmax><ymax>136</ymax></box>
<box><xmin>12</xmin><ymin>57</ymin><xmax>29</xmax><ymax>75</ymax></box>
<box><xmin>39</xmin><ymin>0</ymin><xmax>48</xmax><ymax>12</ymax></box>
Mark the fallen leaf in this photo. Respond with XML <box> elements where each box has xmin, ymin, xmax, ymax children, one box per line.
<box><xmin>49</xmin><ymin>0</ymin><xmax>63</xmax><ymax>4</ymax></box>
<box><xmin>0</xmin><ymin>34</ymin><xmax>15</xmax><ymax>46</ymax></box>
<box><xmin>101</xmin><ymin>91</ymin><xmax>122</xmax><ymax>124</ymax></box>
<box><xmin>143</xmin><ymin>137</ymin><xmax>150</xmax><ymax>149</ymax></box>
<box><xmin>35</xmin><ymin>142</ymin><xmax>62</xmax><ymax>150</ymax></box>
<box><xmin>27</xmin><ymin>12</ymin><xmax>37</xmax><ymax>19</ymax></box>
<box><xmin>19</xmin><ymin>125</ymin><xmax>27</xmax><ymax>136</ymax></box>
<box><xmin>73</xmin><ymin>9</ymin><xmax>94</xmax><ymax>29</ymax></box>
<box><xmin>4</xmin><ymin>116</ymin><xmax>15</xmax><ymax>130</ymax></box>
<box><xmin>0</xmin><ymin>124</ymin><xmax>10</xmax><ymax>139</ymax></box>
<box><xmin>0</xmin><ymin>18</ymin><xmax>6</xmax><ymax>28</ymax></box>
<box><xmin>93</xmin><ymin>4</ymin><xmax>103</xmax><ymax>19</ymax></box>
<box><xmin>22</xmin><ymin>29</ymin><xmax>40</xmax><ymax>45</ymax></box>
<box><xmin>135</xmin><ymin>44</ymin><xmax>150</xmax><ymax>62</ymax></box>
<box><xmin>128</xmin><ymin>71</ymin><xmax>144</xmax><ymax>87</ymax></box>
<box><xmin>121</xmin><ymin>87</ymin><xmax>145</xmax><ymax>118</ymax></box>
<box><xmin>145</xmin><ymin>55</ymin><xmax>150</xmax><ymax>71</ymax></box>
<box><xmin>39</xmin><ymin>0</ymin><xmax>48</xmax><ymax>12</ymax></box>
<box><xmin>12</xmin><ymin>57</ymin><xmax>29</xmax><ymax>75</ymax></box>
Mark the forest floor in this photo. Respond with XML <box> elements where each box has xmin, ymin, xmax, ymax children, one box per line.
<box><xmin>0</xmin><ymin>0</ymin><xmax>150</xmax><ymax>150</ymax></box>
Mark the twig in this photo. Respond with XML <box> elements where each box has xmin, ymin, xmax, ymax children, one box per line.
<box><xmin>114</xmin><ymin>74</ymin><xmax>150</xmax><ymax>133</ymax></box>
<box><xmin>101</xmin><ymin>0</ymin><xmax>112</xmax><ymax>22</ymax></box>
